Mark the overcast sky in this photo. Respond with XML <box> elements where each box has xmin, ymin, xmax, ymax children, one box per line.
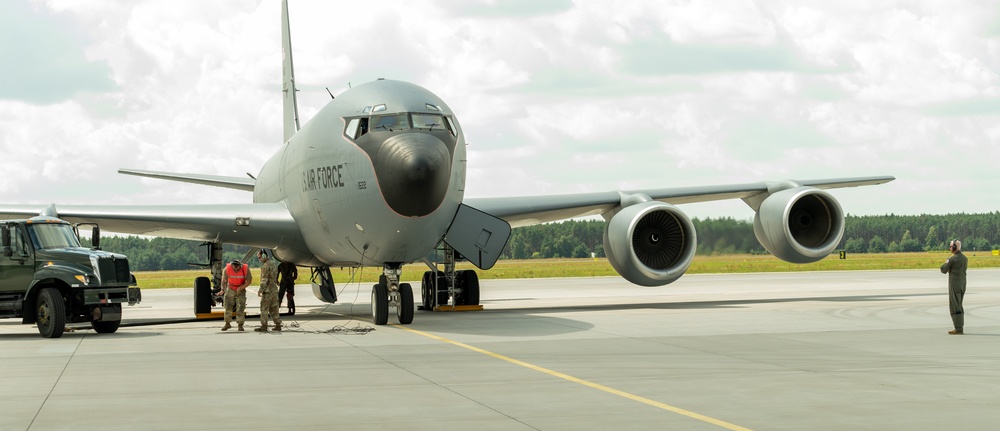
<box><xmin>1</xmin><ymin>0</ymin><xmax>998</xmax><ymax>222</ymax></box>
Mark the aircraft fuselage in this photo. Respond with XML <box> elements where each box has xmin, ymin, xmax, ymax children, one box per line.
<box><xmin>254</xmin><ymin>80</ymin><xmax>465</xmax><ymax>267</ymax></box>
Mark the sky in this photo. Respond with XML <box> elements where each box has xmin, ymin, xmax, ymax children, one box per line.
<box><xmin>1</xmin><ymin>0</ymin><xmax>998</xmax><ymax>222</ymax></box>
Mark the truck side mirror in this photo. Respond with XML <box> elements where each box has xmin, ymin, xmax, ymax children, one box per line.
<box><xmin>92</xmin><ymin>226</ymin><xmax>101</xmax><ymax>250</ymax></box>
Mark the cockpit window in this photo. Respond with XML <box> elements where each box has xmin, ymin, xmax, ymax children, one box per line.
<box><xmin>345</xmin><ymin>112</ymin><xmax>456</xmax><ymax>141</ymax></box>
<box><xmin>345</xmin><ymin>117</ymin><xmax>370</xmax><ymax>139</ymax></box>
<box><xmin>372</xmin><ymin>114</ymin><xmax>409</xmax><ymax>132</ymax></box>
<box><xmin>444</xmin><ymin>116</ymin><xmax>457</xmax><ymax>136</ymax></box>
<box><xmin>412</xmin><ymin>113</ymin><xmax>444</xmax><ymax>131</ymax></box>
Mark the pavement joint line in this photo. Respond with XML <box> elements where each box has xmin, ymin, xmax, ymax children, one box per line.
<box><xmin>392</xmin><ymin>324</ymin><xmax>754</xmax><ymax>431</ymax></box>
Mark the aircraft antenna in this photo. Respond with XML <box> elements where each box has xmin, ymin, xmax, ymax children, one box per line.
<box><xmin>281</xmin><ymin>0</ymin><xmax>301</xmax><ymax>142</ymax></box>
<box><xmin>325</xmin><ymin>87</ymin><xmax>335</xmax><ymax>100</ymax></box>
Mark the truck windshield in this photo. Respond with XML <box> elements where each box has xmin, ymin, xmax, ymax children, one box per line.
<box><xmin>28</xmin><ymin>224</ymin><xmax>82</xmax><ymax>250</ymax></box>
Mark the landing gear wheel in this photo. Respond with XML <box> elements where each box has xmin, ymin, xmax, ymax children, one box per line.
<box><xmin>461</xmin><ymin>270</ymin><xmax>480</xmax><ymax>306</ymax></box>
<box><xmin>397</xmin><ymin>283</ymin><xmax>414</xmax><ymax>324</ymax></box>
<box><xmin>436</xmin><ymin>275</ymin><xmax>450</xmax><ymax>306</ymax></box>
<box><xmin>420</xmin><ymin>272</ymin><xmax>433</xmax><ymax>310</ymax></box>
<box><xmin>37</xmin><ymin>287</ymin><xmax>66</xmax><ymax>338</ymax></box>
<box><xmin>194</xmin><ymin>276</ymin><xmax>212</xmax><ymax>314</ymax></box>
<box><xmin>371</xmin><ymin>284</ymin><xmax>389</xmax><ymax>325</ymax></box>
<box><xmin>92</xmin><ymin>319</ymin><xmax>121</xmax><ymax>334</ymax></box>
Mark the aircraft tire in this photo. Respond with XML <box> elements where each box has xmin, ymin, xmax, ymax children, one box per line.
<box><xmin>435</xmin><ymin>275</ymin><xmax>450</xmax><ymax>306</ymax></box>
<box><xmin>371</xmin><ymin>284</ymin><xmax>389</xmax><ymax>325</ymax></box>
<box><xmin>194</xmin><ymin>276</ymin><xmax>213</xmax><ymax>314</ymax></box>
<box><xmin>397</xmin><ymin>283</ymin><xmax>414</xmax><ymax>324</ymax></box>
<box><xmin>461</xmin><ymin>270</ymin><xmax>480</xmax><ymax>306</ymax></box>
<box><xmin>420</xmin><ymin>271</ymin><xmax>433</xmax><ymax>310</ymax></box>
<box><xmin>36</xmin><ymin>287</ymin><xmax>66</xmax><ymax>339</ymax></box>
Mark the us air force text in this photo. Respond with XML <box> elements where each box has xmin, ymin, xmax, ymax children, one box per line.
<box><xmin>302</xmin><ymin>165</ymin><xmax>345</xmax><ymax>191</ymax></box>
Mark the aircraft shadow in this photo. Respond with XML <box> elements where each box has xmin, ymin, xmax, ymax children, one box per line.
<box><xmin>480</xmin><ymin>292</ymin><xmax>937</xmax><ymax>315</ymax></box>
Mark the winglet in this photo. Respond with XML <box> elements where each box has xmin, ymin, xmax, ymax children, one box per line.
<box><xmin>281</xmin><ymin>0</ymin><xmax>300</xmax><ymax>143</ymax></box>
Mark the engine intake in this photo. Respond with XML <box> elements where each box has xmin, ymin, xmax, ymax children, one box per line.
<box><xmin>753</xmin><ymin>186</ymin><xmax>844</xmax><ymax>263</ymax></box>
<box><xmin>603</xmin><ymin>201</ymin><xmax>696</xmax><ymax>286</ymax></box>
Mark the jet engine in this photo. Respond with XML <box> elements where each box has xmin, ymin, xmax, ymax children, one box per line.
<box><xmin>752</xmin><ymin>186</ymin><xmax>844</xmax><ymax>263</ymax></box>
<box><xmin>603</xmin><ymin>201</ymin><xmax>697</xmax><ymax>287</ymax></box>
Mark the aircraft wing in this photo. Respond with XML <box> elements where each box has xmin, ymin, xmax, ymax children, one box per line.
<box><xmin>0</xmin><ymin>203</ymin><xmax>301</xmax><ymax>249</ymax></box>
<box><xmin>465</xmin><ymin>176</ymin><xmax>895</xmax><ymax>228</ymax></box>
<box><xmin>118</xmin><ymin>168</ymin><xmax>256</xmax><ymax>192</ymax></box>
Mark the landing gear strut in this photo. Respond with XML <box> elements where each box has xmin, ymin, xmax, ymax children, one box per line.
<box><xmin>370</xmin><ymin>264</ymin><xmax>413</xmax><ymax>325</ymax></box>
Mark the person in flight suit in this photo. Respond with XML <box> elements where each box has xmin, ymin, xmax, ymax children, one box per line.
<box><xmin>940</xmin><ymin>239</ymin><xmax>968</xmax><ymax>335</ymax></box>
<box><xmin>255</xmin><ymin>250</ymin><xmax>282</xmax><ymax>332</ymax></box>
<box><xmin>220</xmin><ymin>259</ymin><xmax>252</xmax><ymax>332</ymax></box>
<box><xmin>277</xmin><ymin>260</ymin><xmax>298</xmax><ymax>315</ymax></box>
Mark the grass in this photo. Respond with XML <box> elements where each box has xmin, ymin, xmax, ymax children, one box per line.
<box><xmin>132</xmin><ymin>251</ymin><xmax>1000</xmax><ymax>289</ymax></box>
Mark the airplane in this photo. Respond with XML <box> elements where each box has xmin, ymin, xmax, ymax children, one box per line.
<box><xmin>0</xmin><ymin>0</ymin><xmax>893</xmax><ymax>326</ymax></box>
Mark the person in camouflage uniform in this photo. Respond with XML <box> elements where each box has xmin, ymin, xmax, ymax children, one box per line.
<box><xmin>940</xmin><ymin>239</ymin><xmax>968</xmax><ymax>335</ymax></box>
<box><xmin>255</xmin><ymin>250</ymin><xmax>282</xmax><ymax>332</ymax></box>
<box><xmin>220</xmin><ymin>259</ymin><xmax>251</xmax><ymax>332</ymax></box>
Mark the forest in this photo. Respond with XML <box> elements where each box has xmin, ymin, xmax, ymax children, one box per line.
<box><xmin>93</xmin><ymin>212</ymin><xmax>1000</xmax><ymax>271</ymax></box>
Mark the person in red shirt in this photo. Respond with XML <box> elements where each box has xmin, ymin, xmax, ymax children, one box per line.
<box><xmin>220</xmin><ymin>259</ymin><xmax>253</xmax><ymax>331</ymax></box>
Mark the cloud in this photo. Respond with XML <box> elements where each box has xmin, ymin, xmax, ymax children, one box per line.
<box><xmin>0</xmin><ymin>1</ymin><xmax>116</xmax><ymax>104</ymax></box>
<box><xmin>1</xmin><ymin>0</ymin><xmax>1000</xmax><ymax>222</ymax></box>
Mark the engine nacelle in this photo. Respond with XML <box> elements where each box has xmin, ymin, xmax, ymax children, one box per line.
<box><xmin>753</xmin><ymin>186</ymin><xmax>844</xmax><ymax>263</ymax></box>
<box><xmin>603</xmin><ymin>201</ymin><xmax>697</xmax><ymax>287</ymax></box>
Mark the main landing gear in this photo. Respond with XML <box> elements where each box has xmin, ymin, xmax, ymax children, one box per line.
<box><xmin>419</xmin><ymin>245</ymin><xmax>481</xmax><ymax>311</ymax></box>
<box><xmin>369</xmin><ymin>245</ymin><xmax>482</xmax><ymax>326</ymax></box>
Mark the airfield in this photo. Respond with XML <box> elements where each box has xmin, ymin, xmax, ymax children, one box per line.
<box><xmin>2</xmin><ymin>269</ymin><xmax>1000</xmax><ymax>431</ymax></box>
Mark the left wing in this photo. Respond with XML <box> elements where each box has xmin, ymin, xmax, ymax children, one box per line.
<box><xmin>466</xmin><ymin>176</ymin><xmax>895</xmax><ymax>227</ymax></box>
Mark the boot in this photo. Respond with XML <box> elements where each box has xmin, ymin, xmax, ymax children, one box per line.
<box><xmin>255</xmin><ymin>325</ymin><xmax>269</xmax><ymax>332</ymax></box>
<box><xmin>221</xmin><ymin>322</ymin><xmax>231</xmax><ymax>331</ymax></box>
<box><xmin>238</xmin><ymin>324</ymin><xmax>244</xmax><ymax>332</ymax></box>
<box><xmin>273</xmin><ymin>323</ymin><xmax>282</xmax><ymax>332</ymax></box>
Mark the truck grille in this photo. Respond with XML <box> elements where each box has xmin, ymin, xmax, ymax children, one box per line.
<box><xmin>98</xmin><ymin>257</ymin><xmax>131</xmax><ymax>284</ymax></box>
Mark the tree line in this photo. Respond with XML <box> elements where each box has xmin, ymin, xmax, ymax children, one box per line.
<box><xmin>499</xmin><ymin>212</ymin><xmax>1000</xmax><ymax>259</ymax></box>
<box><xmin>92</xmin><ymin>212</ymin><xmax>1000</xmax><ymax>271</ymax></box>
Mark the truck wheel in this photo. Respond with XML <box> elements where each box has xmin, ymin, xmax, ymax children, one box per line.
<box><xmin>92</xmin><ymin>319</ymin><xmax>120</xmax><ymax>334</ymax></box>
<box><xmin>194</xmin><ymin>276</ymin><xmax>212</xmax><ymax>314</ymax></box>
<box><xmin>37</xmin><ymin>288</ymin><xmax>66</xmax><ymax>338</ymax></box>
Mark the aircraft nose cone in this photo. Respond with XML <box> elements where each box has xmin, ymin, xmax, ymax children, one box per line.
<box><xmin>375</xmin><ymin>133</ymin><xmax>452</xmax><ymax>217</ymax></box>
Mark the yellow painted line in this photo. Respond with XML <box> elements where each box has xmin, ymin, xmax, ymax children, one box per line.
<box><xmin>393</xmin><ymin>325</ymin><xmax>753</xmax><ymax>431</ymax></box>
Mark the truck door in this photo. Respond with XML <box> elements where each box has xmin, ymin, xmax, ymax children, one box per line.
<box><xmin>0</xmin><ymin>224</ymin><xmax>35</xmax><ymax>294</ymax></box>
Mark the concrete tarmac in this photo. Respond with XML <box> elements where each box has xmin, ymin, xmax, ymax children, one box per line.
<box><xmin>2</xmin><ymin>269</ymin><xmax>999</xmax><ymax>431</ymax></box>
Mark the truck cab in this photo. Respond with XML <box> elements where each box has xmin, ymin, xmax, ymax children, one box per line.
<box><xmin>0</xmin><ymin>216</ymin><xmax>139</xmax><ymax>338</ymax></box>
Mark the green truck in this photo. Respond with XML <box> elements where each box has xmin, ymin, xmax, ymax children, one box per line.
<box><xmin>0</xmin><ymin>216</ymin><xmax>139</xmax><ymax>338</ymax></box>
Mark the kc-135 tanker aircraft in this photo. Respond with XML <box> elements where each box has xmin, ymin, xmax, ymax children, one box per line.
<box><xmin>0</xmin><ymin>0</ymin><xmax>893</xmax><ymax>325</ymax></box>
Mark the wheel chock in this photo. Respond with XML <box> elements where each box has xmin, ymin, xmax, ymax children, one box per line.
<box><xmin>431</xmin><ymin>305</ymin><xmax>483</xmax><ymax>312</ymax></box>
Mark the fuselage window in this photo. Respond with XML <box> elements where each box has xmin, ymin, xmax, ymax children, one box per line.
<box><xmin>372</xmin><ymin>114</ymin><xmax>409</xmax><ymax>132</ymax></box>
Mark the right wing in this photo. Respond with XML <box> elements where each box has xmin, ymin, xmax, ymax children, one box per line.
<box><xmin>466</xmin><ymin>176</ymin><xmax>895</xmax><ymax>228</ymax></box>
